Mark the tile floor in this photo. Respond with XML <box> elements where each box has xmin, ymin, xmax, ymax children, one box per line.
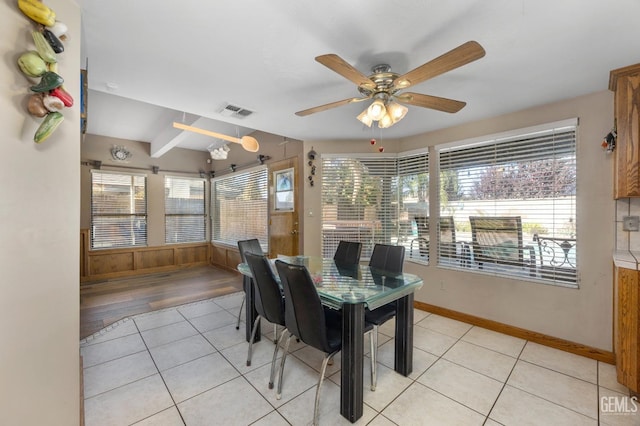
<box><xmin>81</xmin><ymin>292</ymin><xmax>639</xmax><ymax>426</ymax></box>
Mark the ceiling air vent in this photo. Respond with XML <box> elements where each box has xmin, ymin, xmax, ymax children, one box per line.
<box><xmin>219</xmin><ymin>103</ymin><xmax>254</xmax><ymax>118</ymax></box>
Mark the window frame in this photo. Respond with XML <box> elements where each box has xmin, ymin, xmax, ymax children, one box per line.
<box><xmin>320</xmin><ymin>151</ymin><xmax>429</xmax><ymax>261</ymax></box>
<box><xmin>164</xmin><ymin>175</ymin><xmax>207</xmax><ymax>244</ymax></box>
<box><xmin>211</xmin><ymin>165</ymin><xmax>269</xmax><ymax>252</ymax></box>
<box><xmin>90</xmin><ymin>170</ymin><xmax>148</xmax><ymax>250</ymax></box>
<box><xmin>435</xmin><ymin>118</ymin><xmax>578</xmax><ymax>288</ymax></box>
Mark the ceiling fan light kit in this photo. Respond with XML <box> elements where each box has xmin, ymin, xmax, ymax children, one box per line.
<box><xmin>296</xmin><ymin>40</ymin><xmax>486</xmax><ymax>129</ymax></box>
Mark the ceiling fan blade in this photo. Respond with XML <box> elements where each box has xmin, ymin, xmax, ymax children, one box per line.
<box><xmin>396</xmin><ymin>92</ymin><xmax>466</xmax><ymax>113</ymax></box>
<box><xmin>315</xmin><ymin>54</ymin><xmax>376</xmax><ymax>90</ymax></box>
<box><xmin>295</xmin><ymin>97</ymin><xmax>368</xmax><ymax>117</ymax></box>
<box><xmin>392</xmin><ymin>41</ymin><xmax>486</xmax><ymax>90</ymax></box>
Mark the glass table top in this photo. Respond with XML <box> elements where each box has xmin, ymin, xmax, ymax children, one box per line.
<box><xmin>238</xmin><ymin>255</ymin><xmax>423</xmax><ymax>310</ymax></box>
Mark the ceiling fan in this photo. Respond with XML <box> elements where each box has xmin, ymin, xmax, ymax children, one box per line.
<box><xmin>295</xmin><ymin>41</ymin><xmax>486</xmax><ymax>128</ymax></box>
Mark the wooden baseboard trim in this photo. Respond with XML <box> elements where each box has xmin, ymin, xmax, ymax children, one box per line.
<box><xmin>414</xmin><ymin>301</ymin><xmax>615</xmax><ymax>364</ymax></box>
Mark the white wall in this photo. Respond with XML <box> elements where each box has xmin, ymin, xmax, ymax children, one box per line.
<box><xmin>0</xmin><ymin>1</ymin><xmax>80</xmax><ymax>424</ymax></box>
<box><xmin>304</xmin><ymin>90</ymin><xmax>615</xmax><ymax>351</ymax></box>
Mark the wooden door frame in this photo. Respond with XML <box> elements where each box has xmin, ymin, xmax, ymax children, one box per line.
<box><xmin>268</xmin><ymin>157</ymin><xmax>302</xmax><ymax>257</ymax></box>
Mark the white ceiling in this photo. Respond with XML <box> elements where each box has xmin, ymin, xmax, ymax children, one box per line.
<box><xmin>79</xmin><ymin>0</ymin><xmax>640</xmax><ymax>155</ymax></box>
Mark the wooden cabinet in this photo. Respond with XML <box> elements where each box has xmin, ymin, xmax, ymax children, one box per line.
<box><xmin>609</xmin><ymin>63</ymin><xmax>640</xmax><ymax>199</ymax></box>
<box><xmin>614</xmin><ymin>267</ymin><xmax>640</xmax><ymax>393</ymax></box>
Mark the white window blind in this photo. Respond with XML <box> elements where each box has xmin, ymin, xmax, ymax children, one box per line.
<box><xmin>91</xmin><ymin>170</ymin><xmax>147</xmax><ymax>249</ymax></box>
<box><xmin>165</xmin><ymin>176</ymin><xmax>206</xmax><ymax>244</ymax></box>
<box><xmin>321</xmin><ymin>153</ymin><xmax>428</xmax><ymax>260</ymax></box>
<box><xmin>211</xmin><ymin>167</ymin><xmax>268</xmax><ymax>251</ymax></box>
<box><xmin>438</xmin><ymin>123</ymin><xmax>577</xmax><ymax>286</ymax></box>
<box><xmin>398</xmin><ymin>153</ymin><xmax>429</xmax><ymax>263</ymax></box>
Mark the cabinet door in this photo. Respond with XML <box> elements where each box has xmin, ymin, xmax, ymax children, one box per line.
<box><xmin>616</xmin><ymin>267</ymin><xmax>640</xmax><ymax>392</ymax></box>
<box><xmin>614</xmin><ymin>72</ymin><xmax>640</xmax><ymax>198</ymax></box>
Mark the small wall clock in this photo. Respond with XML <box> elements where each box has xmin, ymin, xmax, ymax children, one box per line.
<box><xmin>111</xmin><ymin>145</ymin><xmax>131</xmax><ymax>162</ymax></box>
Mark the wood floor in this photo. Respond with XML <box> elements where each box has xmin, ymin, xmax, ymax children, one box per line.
<box><xmin>80</xmin><ymin>265</ymin><xmax>243</xmax><ymax>339</ymax></box>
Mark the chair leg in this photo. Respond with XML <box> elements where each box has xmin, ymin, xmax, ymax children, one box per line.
<box><xmin>236</xmin><ymin>294</ymin><xmax>245</xmax><ymax>330</ymax></box>
<box><xmin>273</xmin><ymin>324</ymin><xmax>278</xmax><ymax>344</ymax></box>
<box><xmin>246</xmin><ymin>315</ymin><xmax>261</xmax><ymax>367</ymax></box>
<box><xmin>276</xmin><ymin>334</ymin><xmax>292</xmax><ymax>400</ymax></box>
<box><xmin>269</xmin><ymin>329</ymin><xmax>287</xmax><ymax>389</ymax></box>
<box><xmin>370</xmin><ymin>326</ymin><xmax>378</xmax><ymax>391</ymax></box>
<box><xmin>314</xmin><ymin>350</ymin><xmax>339</xmax><ymax>426</ymax></box>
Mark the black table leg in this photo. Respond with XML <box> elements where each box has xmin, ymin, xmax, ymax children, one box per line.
<box><xmin>395</xmin><ymin>293</ymin><xmax>414</xmax><ymax>376</ymax></box>
<box><xmin>243</xmin><ymin>276</ymin><xmax>260</xmax><ymax>343</ymax></box>
<box><xmin>340</xmin><ymin>302</ymin><xmax>364</xmax><ymax>423</ymax></box>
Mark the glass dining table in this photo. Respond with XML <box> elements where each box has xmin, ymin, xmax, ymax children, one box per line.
<box><xmin>238</xmin><ymin>255</ymin><xmax>424</xmax><ymax>423</ymax></box>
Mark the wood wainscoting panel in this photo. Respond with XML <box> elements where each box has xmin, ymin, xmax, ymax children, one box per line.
<box><xmin>82</xmin><ymin>238</ymin><xmax>211</xmax><ymax>282</ymax></box>
<box><xmin>175</xmin><ymin>245</ymin><xmax>209</xmax><ymax>264</ymax></box>
<box><xmin>137</xmin><ymin>249</ymin><xmax>175</xmax><ymax>269</ymax></box>
<box><xmin>89</xmin><ymin>252</ymin><xmax>134</xmax><ymax>276</ymax></box>
<box><xmin>210</xmin><ymin>243</ymin><xmax>243</xmax><ymax>272</ymax></box>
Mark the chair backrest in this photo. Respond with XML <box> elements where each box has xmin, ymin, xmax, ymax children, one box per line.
<box><xmin>237</xmin><ymin>238</ymin><xmax>263</xmax><ymax>263</ymax></box>
<box><xmin>469</xmin><ymin>216</ymin><xmax>523</xmax><ymax>266</ymax></box>
<box><xmin>275</xmin><ymin>260</ymin><xmax>332</xmax><ymax>353</ymax></box>
<box><xmin>333</xmin><ymin>240</ymin><xmax>362</xmax><ymax>266</ymax></box>
<box><xmin>414</xmin><ymin>216</ymin><xmax>429</xmax><ymax>239</ymax></box>
<box><xmin>245</xmin><ymin>253</ymin><xmax>285</xmax><ymax>326</ymax></box>
<box><xmin>438</xmin><ymin>216</ymin><xmax>457</xmax><ymax>258</ymax></box>
<box><xmin>532</xmin><ymin>234</ymin><xmax>577</xmax><ymax>282</ymax></box>
<box><xmin>369</xmin><ymin>244</ymin><xmax>405</xmax><ymax>274</ymax></box>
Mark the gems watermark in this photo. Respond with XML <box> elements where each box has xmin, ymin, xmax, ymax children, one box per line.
<box><xmin>600</xmin><ymin>396</ymin><xmax>638</xmax><ymax>415</ymax></box>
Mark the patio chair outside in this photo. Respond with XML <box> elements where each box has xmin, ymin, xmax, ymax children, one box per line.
<box><xmin>469</xmin><ymin>216</ymin><xmax>534</xmax><ymax>273</ymax></box>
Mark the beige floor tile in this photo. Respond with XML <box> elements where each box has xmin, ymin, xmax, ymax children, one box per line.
<box><xmin>462</xmin><ymin>326</ymin><xmax>526</xmax><ymax>357</ymax></box>
<box><xmin>85</xmin><ymin>374</ymin><xmax>174</xmax><ymax>426</ymax></box>
<box><xmin>202</xmin><ymin>322</ymin><xmax>249</xmax><ymax>351</ymax></box>
<box><xmin>177</xmin><ymin>299</ymin><xmax>225</xmax><ymax>319</ymax></box>
<box><xmin>84</xmin><ymin>351</ymin><xmax>157</xmax><ymax>398</ymax></box>
<box><xmin>508</xmin><ymin>360</ymin><xmax>598</xmax><ymax>419</ymax></box>
<box><xmin>375</xmin><ymin>340</ymin><xmax>438</xmax><ymax>380</ymax></box>
<box><xmin>417</xmin><ymin>358</ymin><xmax>503</xmax><ymax>415</ymax></box>
<box><xmin>520</xmin><ymin>341</ymin><xmax>597</xmax><ymax>383</ymax></box>
<box><xmin>367</xmin><ymin>414</ymin><xmax>398</xmax><ymax>426</ymax></box>
<box><xmin>81</xmin><ymin>318</ymin><xmax>139</xmax><ymax>346</ymax></box>
<box><xmin>490</xmin><ymin>385</ymin><xmax>597</xmax><ymax>426</ymax></box>
<box><xmin>161</xmin><ymin>352</ymin><xmax>239</xmax><ymax>403</ymax></box>
<box><xmin>187</xmin><ymin>309</ymin><xmax>237</xmax><ymax>333</ymax></box>
<box><xmin>132</xmin><ymin>406</ymin><xmax>184</xmax><ymax>425</ymax></box>
<box><xmin>134</xmin><ymin>309</ymin><xmax>185</xmax><ymax>332</ymax></box>
<box><xmin>148</xmin><ymin>334</ymin><xmax>215</xmax><ymax>371</ymax></box>
<box><xmin>251</xmin><ymin>410</ymin><xmax>290</xmax><ymax>426</ymax></box>
<box><xmin>140</xmin><ymin>320</ymin><xmax>199</xmax><ymax>349</ymax></box>
<box><xmin>211</xmin><ymin>292</ymin><xmax>244</xmax><ymax>310</ymax></box>
<box><xmin>245</xmin><ymin>354</ymin><xmax>319</xmax><ymax>407</ymax></box>
<box><xmin>177</xmin><ymin>376</ymin><xmax>274</xmax><ymax>426</ymax></box>
<box><xmin>81</xmin><ymin>332</ymin><xmax>147</xmax><ymax>367</ymax></box>
<box><xmin>413</xmin><ymin>326</ymin><xmax>458</xmax><ymax>356</ymax></box>
<box><xmin>443</xmin><ymin>340</ymin><xmax>517</xmax><ymax>382</ymax></box>
<box><xmin>598</xmin><ymin>387</ymin><xmax>640</xmax><ymax>426</ymax></box>
<box><xmin>599</xmin><ymin>362</ymin><xmax>632</xmax><ymax>394</ymax></box>
<box><xmin>382</xmin><ymin>382</ymin><xmax>486</xmax><ymax>425</ymax></box>
<box><xmin>416</xmin><ymin>313</ymin><xmax>473</xmax><ymax>339</ymax></box>
<box><xmin>360</xmin><ymin>363</ymin><xmax>413</xmax><ymax>412</ymax></box>
<box><xmin>277</xmin><ymin>379</ymin><xmax>378</xmax><ymax>425</ymax></box>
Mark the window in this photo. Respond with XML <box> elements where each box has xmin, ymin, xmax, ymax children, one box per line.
<box><xmin>438</xmin><ymin>119</ymin><xmax>577</xmax><ymax>286</ymax></box>
<box><xmin>211</xmin><ymin>166</ymin><xmax>268</xmax><ymax>251</ymax></box>
<box><xmin>165</xmin><ymin>176</ymin><xmax>206</xmax><ymax>244</ymax></box>
<box><xmin>321</xmin><ymin>153</ymin><xmax>428</xmax><ymax>260</ymax></box>
<box><xmin>91</xmin><ymin>171</ymin><xmax>147</xmax><ymax>249</ymax></box>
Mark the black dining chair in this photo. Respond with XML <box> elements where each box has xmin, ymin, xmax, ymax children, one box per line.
<box><xmin>333</xmin><ymin>240</ymin><xmax>362</xmax><ymax>266</ymax></box>
<box><xmin>366</xmin><ymin>243</ymin><xmax>405</xmax><ymax>390</ymax></box>
<box><xmin>237</xmin><ymin>239</ymin><xmax>264</xmax><ymax>332</ymax></box>
<box><xmin>274</xmin><ymin>260</ymin><xmax>374</xmax><ymax>426</ymax></box>
<box><xmin>244</xmin><ymin>253</ymin><xmax>287</xmax><ymax>389</ymax></box>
